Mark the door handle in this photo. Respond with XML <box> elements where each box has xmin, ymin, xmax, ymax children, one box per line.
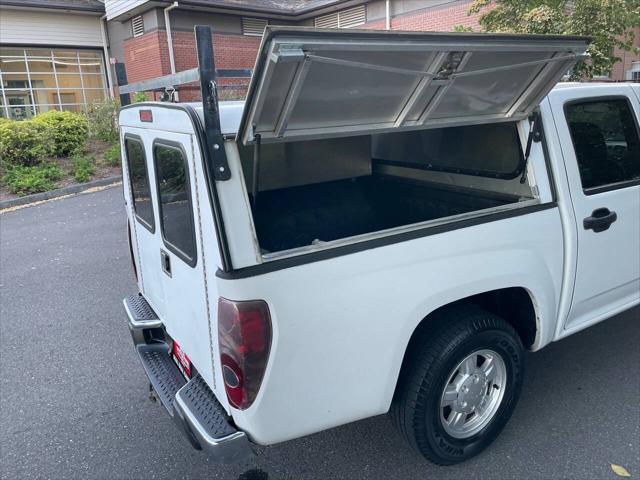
<box><xmin>583</xmin><ymin>208</ymin><xmax>617</xmax><ymax>233</ymax></box>
<box><xmin>161</xmin><ymin>249</ymin><xmax>172</xmax><ymax>277</ymax></box>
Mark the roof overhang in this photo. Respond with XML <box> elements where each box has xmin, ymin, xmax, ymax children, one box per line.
<box><xmin>0</xmin><ymin>1</ymin><xmax>105</xmax><ymax>15</ymax></box>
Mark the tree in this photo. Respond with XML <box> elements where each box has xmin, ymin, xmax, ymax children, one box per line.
<box><xmin>469</xmin><ymin>0</ymin><xmax>640</xmax><ymax>79</ymax></box>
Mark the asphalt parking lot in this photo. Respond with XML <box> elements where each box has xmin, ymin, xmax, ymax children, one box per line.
<box><xmin>1</xmin><ymin>185</ymin><xmax>639</xmax><ymax>480</ymax></box>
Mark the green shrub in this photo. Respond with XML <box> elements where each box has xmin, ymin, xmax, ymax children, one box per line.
<box><xmin>71</xmin><ymin>153</ymin><xmax>96</xmax><ymax>183</ymax></box>
<box><xmin>86</xmin><ymin>99</ymin><xmax>119</xmax><ymax>142</ymax></box>
<box><xmin>133</xmin><ymin>91</ymin><xmax>150</xmax><ymax>103</ymax></box>
<box><xmin>0</xmin><ymin>120</ymin><xmax>55</xmax><ymax>166</ymax></box>
<box><xmin>32</xmin><ymin>110</ymin><xmax>89</xmax><ymax>157</ymax></box>
<box><xmin>103</xmin><ymin>143</ymin><xmax>121</xmax><ymax>167</ymax></box>
<box><xmin>2</xmin><ymin>162</ymin><xmax>63</xmax><ymax>196</ymax></box>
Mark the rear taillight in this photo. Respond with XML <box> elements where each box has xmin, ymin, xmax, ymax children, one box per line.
<box><xmin>218</xmin><ymin>298</ymin><xmax>272</xmax><ymax>410</ymax></box>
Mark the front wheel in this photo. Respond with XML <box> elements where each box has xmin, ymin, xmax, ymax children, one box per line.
<box><xmin>391</xmin><ymin>305</ymin><xmax>525</xmax><ymax>465</ymax></box>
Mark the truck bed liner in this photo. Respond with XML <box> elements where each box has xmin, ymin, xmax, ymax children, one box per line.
<box><xmin>253</xmin><ymin>175</ymin><xmax>521</xmax><ymax>252</ymax></box>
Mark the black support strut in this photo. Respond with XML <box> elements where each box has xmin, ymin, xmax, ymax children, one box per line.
<box><xmin>195</xmin><ymin>25</ymin><xmax>231</xmax><ymax>181</ymax></box>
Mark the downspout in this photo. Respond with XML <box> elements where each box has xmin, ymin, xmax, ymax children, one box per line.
<box><xmin>100</xmin><ymin>14</ymin><xmax>115</xmax><ymax>98</ymax></box>
<box><xmin>164</xmin><ymin>1</ymin><xmax>179</xmax><ymax>100</ymax></box>
<box><xmin>385</xmin><ymin>0</ymin><xmax>390</xmax><ymax>30</ymax></box>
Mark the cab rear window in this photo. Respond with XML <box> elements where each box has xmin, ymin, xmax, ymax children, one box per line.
<box><xmin>565</xmin><ymin>97</ymin><xmax>640</xmax><ymax>191</ymax></box>
<box><xmin>125</xmin><ymin>137</ymin><xmax>155</xmax><ymax>232</ymax></box>
<box><xmin>153</xmin><ymin>142</ymin><xmax>197</xmax><ymax>266</ymax></box>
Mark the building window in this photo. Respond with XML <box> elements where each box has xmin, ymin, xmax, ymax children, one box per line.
<box><xmin>242</xmin><ymin>17</ymin><xmax>268</xmax><ymax>36</ymax></box>
<box><xmin>132</xmin><ymin>16</ymin><xmax>145</xmax><ymax>37</ymax></box>
<box><xmin>632</xmin><ymin>71</ymin><xmax>640</xmax><ymax>82</ymax></box>
<box><xmin>314</xmin><ymin>5</ymin><xmax>366</xmax><ymax>29</ymax></box>
<box><xmin>0</xmin><ymin>47</ymin><xmax>108</xmax><ymax>119</ymax></box>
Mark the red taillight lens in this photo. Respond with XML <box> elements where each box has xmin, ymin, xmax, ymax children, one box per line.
<box><xmin>218</xmin><ymin>298</ymin><xmax>272</xmax><ymax>410</ymax></box>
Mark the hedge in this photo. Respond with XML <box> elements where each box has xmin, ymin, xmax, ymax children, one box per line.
<box><xmin>0</xmin><ymin>120</ymin><xmax>55</xmax><ymax>166</ymax></box>
<box><xmin>32</xmin><ymin>111</ymin><xmax>89</xmax><ymax>157</ymax></box>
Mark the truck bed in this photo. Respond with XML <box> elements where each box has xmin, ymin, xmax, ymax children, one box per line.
<box><xmin>253</xmin><ymin>175</ymin><xmax>521</xmax><ymax>253</ymax></box>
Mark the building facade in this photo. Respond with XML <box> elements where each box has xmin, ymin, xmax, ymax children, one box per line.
<box><xmin>1</xmin><ymin>0</ymin><xmax>638</xmax><ymax>118</ymax></box>
<box><xmin>0</xmin><ymin>0</ymin><xmax>112</xmax><ymax>119</ymax></box>
<box><xmin>103</xmin><ymin>0</ymin><xmax>640</xmax><ymax>101</ymax></box>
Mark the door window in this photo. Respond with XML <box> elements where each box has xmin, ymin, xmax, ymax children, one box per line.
<box><xmin>125</xmin><ymin>137</ymin><xmax>155</xmax><ymax>232</ymax></box>
<box><xmin>153</xmin><ymin>142</ymin><xmax>197</xmax><ymax>266</ymax></box>
<box><xmin>565</xmin><ymin>98</ymin><xmax>640</xmax><ymax>192</ymax></box>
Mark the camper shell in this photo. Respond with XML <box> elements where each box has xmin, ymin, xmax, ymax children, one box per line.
<box><xmin>119</xmin><ymin>26</ymin><xmax>640</xmax><ymax>465</ymax></box>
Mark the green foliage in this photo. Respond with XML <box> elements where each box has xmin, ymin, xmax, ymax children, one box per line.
<box><xmin>469</xmin><ymin>0</ymin><xmax>640</xmax><ymax>79</ymax></box>
<box><xmin>0</xmin><ymin>120</ymin><xmax>55</xmax><ymax>167</ymax></box>
<box><xmin>2</xmin><ymin>162</ymin><xmax>63</xmax><ymax>196</ymax></box>
<box><xmin>103</xmin><ymin>143</ymin><xmax>122</xmax><ymax>167</ymax></box>
<box><xmin>453</xmin><ymin>25</ymin><xmax>475</xmax><ymax>32</ymax></box>
<box><xmin>133</xmin><ymin>91</ymin><xmax>150</xmax><ymax>103</ymax></box>
<box><xmin>86</xmin><ymin>98</ymin><xmax>119</xmax><ymax>142</ymax></box>
<box><xmin>32</xmin><ymin>110</ymin><xmax>89</xmax><ymax>157</ymax></box>
<box><xmin>71</xmin><ymin>152</ymin><xmax>96</xmax><ymax>183</ymax></box>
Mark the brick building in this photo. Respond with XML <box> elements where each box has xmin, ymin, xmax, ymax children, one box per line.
<box><xmin>103</xmin><ymin>0</ymin><xmax>496</xmax><ymax>99</ymax></box>
<box><xmin>103</xmin><ymin>0</ymin><xmax>639</xmax><ymax>100</ymax></box>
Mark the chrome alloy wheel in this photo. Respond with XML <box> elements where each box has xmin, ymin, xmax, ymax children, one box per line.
<box><xmin>439</xmin><ymin>349</ymin><xmax>507</xmax><ymax>439</ymax></box>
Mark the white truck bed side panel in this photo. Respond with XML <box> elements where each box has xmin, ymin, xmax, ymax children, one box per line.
<box><xmin>218</xmin><ymin>208</ymin><xmax>563</xmax><ymax>445</ymax></box>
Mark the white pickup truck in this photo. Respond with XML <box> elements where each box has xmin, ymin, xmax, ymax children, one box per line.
<box><xmin>119</xmin><ymin>26</ymin><xmax>640</xmax><ymax>465</ymax></box>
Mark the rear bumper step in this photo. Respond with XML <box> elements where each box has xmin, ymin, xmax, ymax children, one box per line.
<box><xmin>124</xmin><ymin>294</ymin><xmax>254</xmax><ymax>462</ymax></box>
<box><xmin>137</xmin><ymin>343</ymin><xmax>186</xmax><ymax>416</ymax></box>
<box><xmin>124</xmin><ymin>294</ymin><xmax>162</xmax><ymax>344</ymax></box>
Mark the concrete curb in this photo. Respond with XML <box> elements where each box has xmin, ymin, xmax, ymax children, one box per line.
<box><xmin>0</xmin><ymin>175</ymin><xmax>122</xmax><ymax>210</ymax></box>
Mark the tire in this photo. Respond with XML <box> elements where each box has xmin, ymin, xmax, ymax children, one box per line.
<box><xmin>391</xmin><ymin>304</ymin><xmax>525</xmax><ymax>465</ymax></box>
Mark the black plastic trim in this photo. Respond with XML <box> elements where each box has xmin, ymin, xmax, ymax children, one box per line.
<box><xmin>583</xmin><ymin>179</ymin><xmax>640</xmax><ymax>195</ymax></box>
<box><xmin>123</xmin><ymin>134</ymin><xmax>156</xmax><ymax>234</ymax></box>
<box><xmin>563</xmin><ymin>95</ymin><xmax>640</xmax><ymax>196</ymax></box>
<box><xmin>152</xmin><ymin>139</ymin><xmax>198</xmax><ymax>268</ymax></box>
<box><xmin>217</xmin><ymin>201</ymin><xmax>558</xmax><ymax>280</ymax></box>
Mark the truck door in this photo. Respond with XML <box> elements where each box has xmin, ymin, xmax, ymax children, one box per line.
<box><xmin>149</xmin><ymin>132</ymin><xmax>216</xmax><ymax>383</ymax></box>
<box><xmin>549</xmin><ymin>86</ymin><xmax>640</xmax><ymax>331</ymax></box>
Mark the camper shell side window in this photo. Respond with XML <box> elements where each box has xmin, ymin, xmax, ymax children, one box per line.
<box><xmin>124</xmin><ymin>135</ymin><xmax>155</xmax><ymax>233</ymax></box>
<box><xmin>153</xmin><ymin>140</ymin><xmax>198</xmax><ymax>267</ymax></box>
<box><xmin>239</xmin><ymin>121</ymin><xmax>538</xmax><ymax>257</ymax></box>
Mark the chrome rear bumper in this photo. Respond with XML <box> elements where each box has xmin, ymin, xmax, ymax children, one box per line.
<box><xmin>124</xmin><ymin>294</ymin><xmax>254</xmax><ymax>462</ymax></box>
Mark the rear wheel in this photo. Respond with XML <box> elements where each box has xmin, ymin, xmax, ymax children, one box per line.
<box><xmin>391</xmin><ymin>305</ymin><xmax>525</xmax><ymax>465</ymax></box>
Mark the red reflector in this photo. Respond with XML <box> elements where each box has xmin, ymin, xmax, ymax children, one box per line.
<box><xmin>218</xmin><ymin>298</ymin><xmax>272</xmax><ymax>410</ymax></box>
<box><xmin>172</xmin><ymin>340</ymin><xmax>192</xmax><ymax>378</ymax></box>
<box><xmin>139</xmin><ymin>110</ymin><xmax>153</xmax><ymax>122</ymax></box>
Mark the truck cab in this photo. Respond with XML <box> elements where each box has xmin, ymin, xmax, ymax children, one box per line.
<box><xmin>119</xmin><ymin>26</ymin><xmax>639</xmax><ymax>465</ymax></box>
